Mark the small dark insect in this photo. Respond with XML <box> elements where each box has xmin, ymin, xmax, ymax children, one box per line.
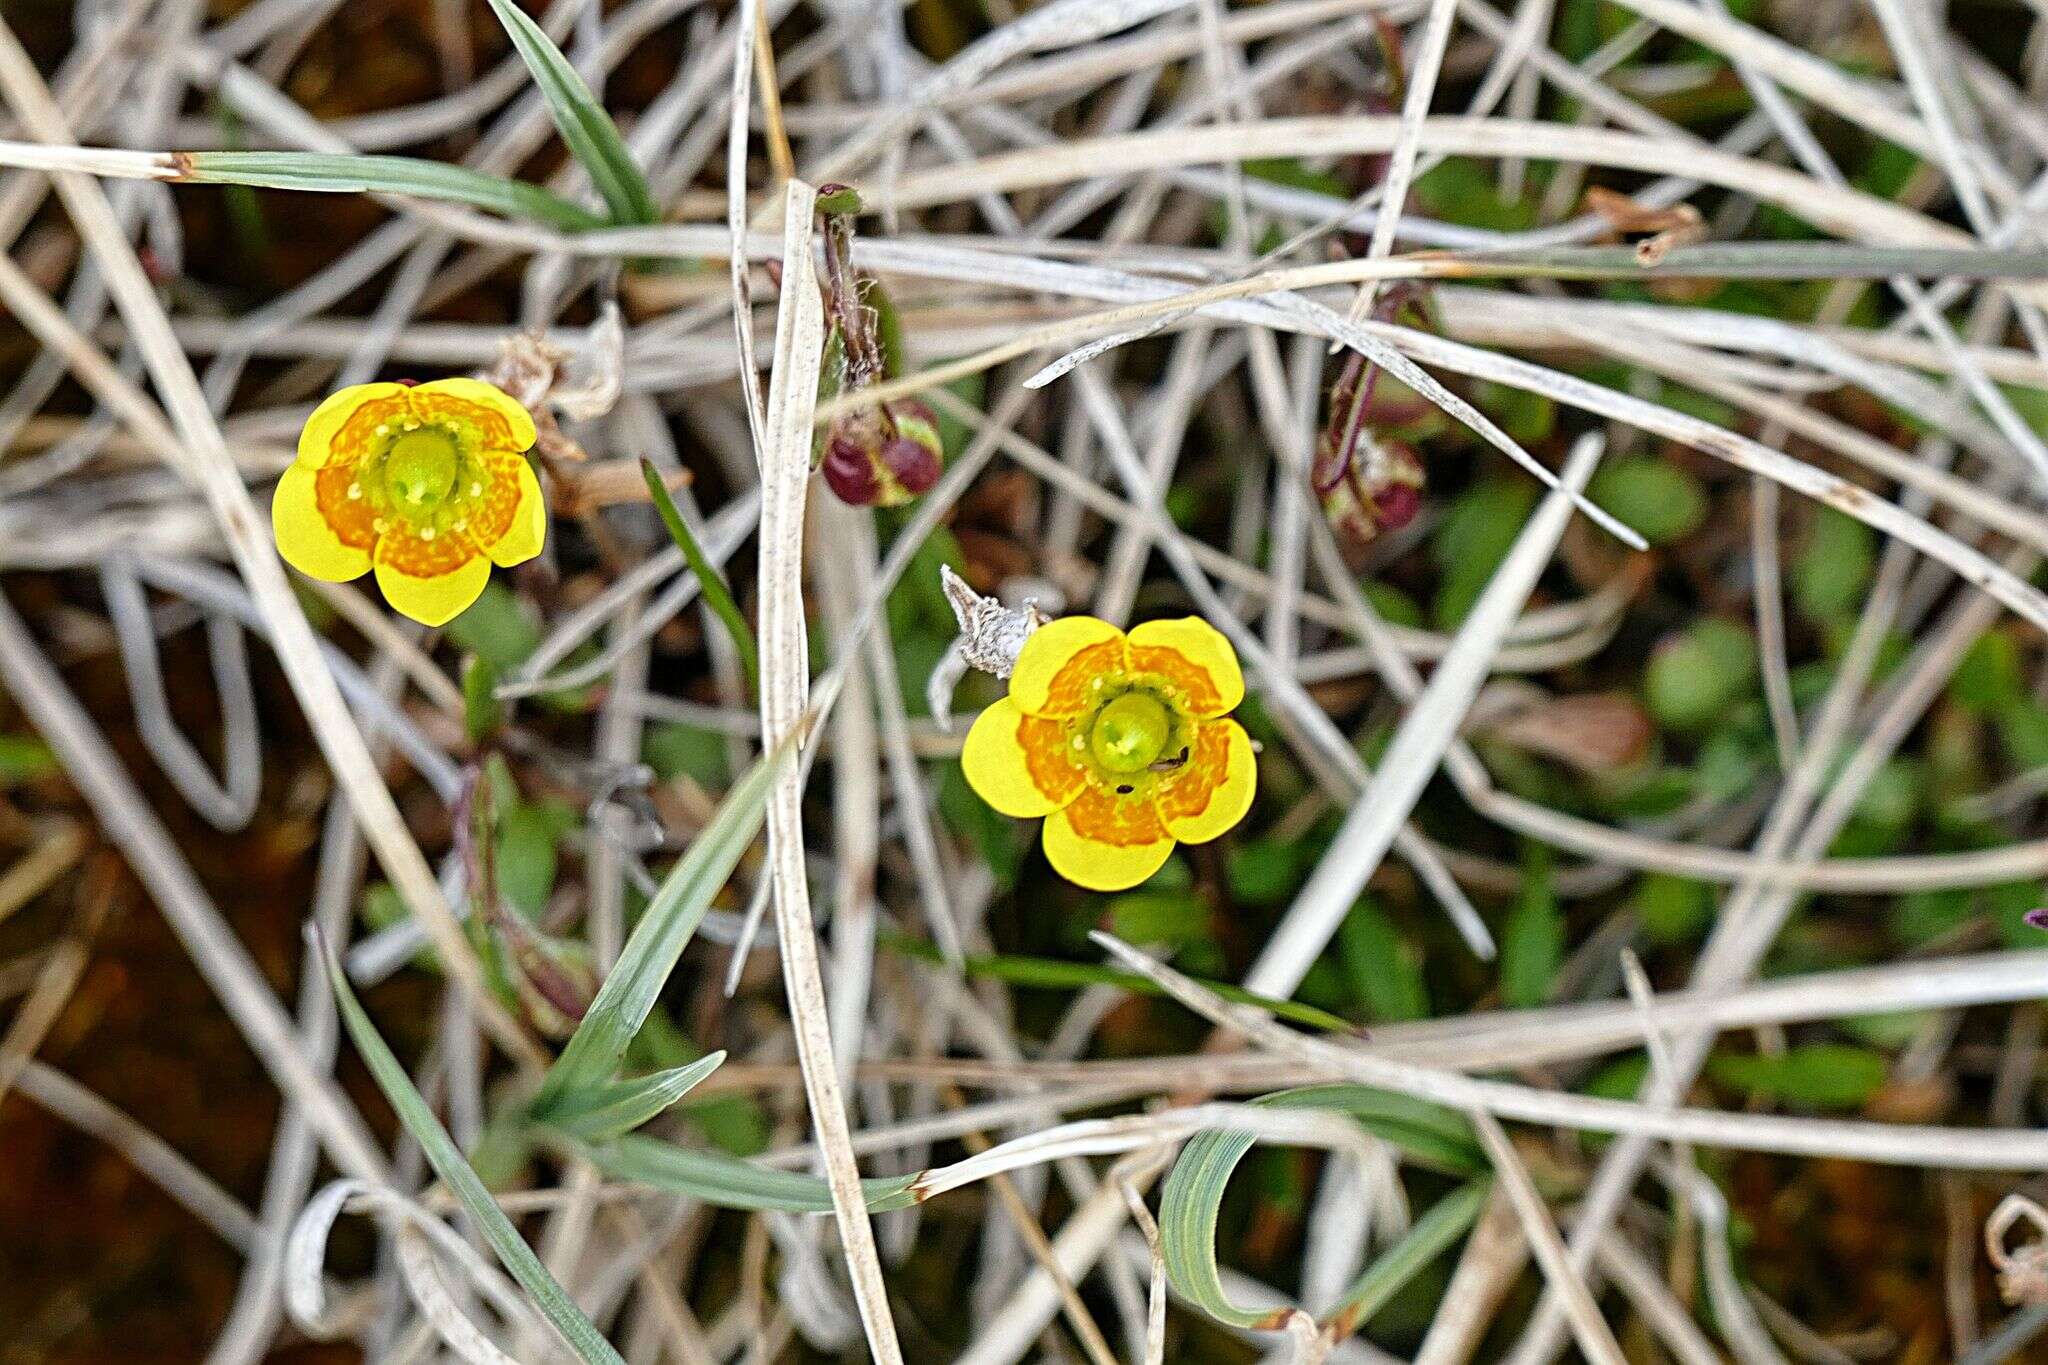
<box><xmin>1147</xmin><ymin>746</ymin><xmax>1191</xmax><ymax>773</ymax></box>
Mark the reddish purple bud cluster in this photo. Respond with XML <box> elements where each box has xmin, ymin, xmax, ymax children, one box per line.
<box><xmin>811</xmin><ymin>190</ymin><xmax>945</xmax><ymax>509</ymax></box>
<box><xmin>1316</xmin><ymin>432</ymin><xmax>1425</xmax><ymax>547</ymax></box>
<box><xmin>820</xmin><ymin>399</ymin><xmax>943</xmax><ymax>508</ymax></box>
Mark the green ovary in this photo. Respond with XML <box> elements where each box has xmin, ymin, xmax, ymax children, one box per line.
<box><xmin>383</xmin><ymin>428</ymin><xmax>461</xmax><ymax>511</ymax></box>
<box><xmin>1088</xmin><ymin>691</ymin><xmax>1173</xmax><ymax>774</ymax></box>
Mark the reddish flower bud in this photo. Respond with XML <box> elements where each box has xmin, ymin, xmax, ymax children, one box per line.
<box><xmin>820</xmin><ymin>399</ymin><xmax>944</xmax><ymax>507</ymax></box>
<box><xmin>1372</xmin><ymin>479</ymin><xmax>1422</xmax><ymax>533</ymax></box>
<box><xmin>1321</xmin><ymin>438</ymin><xmax>1424</xmax><ymax>547</ymax></box>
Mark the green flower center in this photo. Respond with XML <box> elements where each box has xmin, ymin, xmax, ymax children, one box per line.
<box><xmin>1088</xmin><ymin>691</ymin><xmax>1172</xmax><ymax>774</ymax></box>
<box><xmin>383</xmin><ymin>428</ymin><xmax>461</xmax><ymax>511</ymax></box>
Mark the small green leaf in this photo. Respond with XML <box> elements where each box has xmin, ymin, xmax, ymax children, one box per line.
<box><xmin>1707</xmin><ymin>1043</ymin><xmax>1887</xmax><ymax>1110</ymax></box>
<box><xmin>1226</xmin><ymin>839</ymin><xmax>1300</xmax><ymax>906</ymax></box>
<box><xmin>447</xmin><ymin>581</ymin><xmax>543</xmax><ymax>669</ymax></box>
<box><xmin>1950</xmin><ymin>632</ymin><xmax>2023</xmax><ymax>714</ymax></box>
<box><xmin>1794</xmin><ymin>507</ymin><xmax>1875</xmax><ymax>623</ymax></box>
<box><xmin>1635</xmin><ymin>873</ymin><xmax>1712</xmax><ymax>945</ymax></box>
<box><xmin>1337</xmin><ymin>900</ymin><xmax>1429</xmax><ymax>1022</ymax></box>
<box><xmin>318</xmin><ymin>932</ymin><xmax>626</xmax><ymax>1365</ymax></box>
<box><xmin>1850</xmin><ymin>757</ymin><xmax>1919</xmax><ymax>833</ymax></box>
<box><xmin>1500</xmin><ymin>854</ymin><xmax>1563</xmax><ymax>1010</ymax></box>
<box><xmin>1647</xmin><ymin>619</ymin><xmax>1757</xmax><ymax>731</ymax></box>
<box><xmin>1588</xmin><ymin>457</ymin><xmax>1708</xmax><ymax>545</ymax></box>
<box><xmin>1104</xmin><ymin>892</ymin><xmax>1209</xmax><ymax>947</ymax></box>
<box><xmin>462</xmin><ymin>654</ymin><xmax>504</xmax><ymax>742</ymax></box>
<box><xmin>496</xmin><ymin>799</ymin><xmax>569</xmax><ymax>917</ymax></box>
<box><xmin>482</xmin><ymin>0</ymin><xmax>658</xmax><ymax>225</ymax></box>
<box><xmin>183</xmin><ymin>151</ymin><xmax>606</xmax><ymax>231</ymax></box>
<box><xmin>1890</xmin><ymin>886</ymin><xmax>1976</xmax><ymax>945</ymax></box>
<box><xmin>0</xmin><ymin>734</ymin><xmax>57</xmax><ymax>786</ymax></box>
<box><xmin>535</xmin><ymin>1053</ymin><xmax>725</xmax><ymax>1142</ymax></box>
<box><xmin>642</xmin><ymin>722</ymin><xmax>731</xmax><ymax>787</ymax></box>
<box><xmin>1432</xmin><ymin>480</ymin><xmax>1537</xmax><ymax>628</ymax></box>
<box><xmin>1998</xmin><ymin>699</ymin><xmax>2048</xmax><ymax>771</ymax></box>
<box><xmin>1582</xmin><ymin>1052</ymin><xmax>1650</xmax><ymax>1101</ymax></box>
<box><xmin>814</xmin><ymin>185</ymin><xmax>865</xmax><ymax>215</ymax></box>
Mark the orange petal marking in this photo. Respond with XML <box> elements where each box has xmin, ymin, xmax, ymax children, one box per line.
<box><xmin>1017</xmin><ymin>715</ymin><xmax>1087</xmax><ymax>809</ymax></box>
<box><xmin>1128</xmin><ymin>642</ymin><xmax>1227</xmax><ymax>716</ymax></box>
<box><xmin>313</xmin><ymin>464</ymin><xmax>380</xmax><ymax>549</ymax></box>
<box><xmin>1038</xmin><ymin>638</ymin><xmax>1127</xmax><ymax>718</ymax></box>
<box><xmin>376</xmin><ymin>522</ymin><xmax>480</xmax><ymax>579</ymax></box>
<box><xmin>1154</xmin><ymin>720</ymin><xmax>1231</xmax><ymax>828</ymax></box>
<box><xmin>321</xmin><ymin>392</ymin><xmax>412</xmax><ymax>467</ymax></box>
<box><xmin>1060</xmin><ymin>783</ymin><xmax>1168</xmax><ymax>848</ymax></box>
<box><xmin>413</xmin><ymin>388</ymin><xmax>525</xmax><ymax>451</ymax></box>
<box><xmin>463</xmin><ymin>449</ymin><xmax>528</xmax><ymax>545</ymax></box>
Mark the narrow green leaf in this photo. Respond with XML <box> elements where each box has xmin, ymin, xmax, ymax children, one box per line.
<box><xmin>1707</xmin><ymin>1043</ymin><xmax>1889</xmax><ymax>1110</ymax></box>
<box><xmin>1158</xmin><ymin>1086</ymin><xmax>1485</xmax><ymax>1331</ymax></box>
<box><xmin>317</xmin><ymin>931</ymin><xmax>625</xmax><ymax>1365</ymax></box>
<box><xmin>1324</xmin><ymin>1181</ymin><xmax>1491</xmax><ymax>1337</ymax></box>
<box><xmin>181</xmin><ymin>151</ymin><xmax>606</xmax><ymax>231</ymax></box>
<box><xmin>641</xmin><ymin>460</ymin><xmax>758</xmax><ymax>697</ymax></box>
<box><xmin>462</xmin><ymin>654</ymin><xmax>504</xmax><ymax>742</ymax></box>
<box><xmin>535</xmin><ymin>737</ymin><xmax>791</xmax><ymax>1111</ymax></box>
<box><xmin>1337</xmin><ymin>899</ymin><xmax>1429</xmax><ymax>1022</ymax></box>
<box><xmin>481</xmin><ymin>0</ymin><xmax>657</xmax><ymax>225</ymax></box>
<box><xmin>535</xmin><ymin>1052</ymin><xmax>725</xmax><ymax>1142</ymax></box>
<box><xmin>575</xmin><ymin>1133</ymin><xmax>922</xmax><ymax>1212</ymax></box>
<box><xmin>1500</xmin><ymin>852</ymin><xmax>1563</xmax><ymax>1010</ymax></box>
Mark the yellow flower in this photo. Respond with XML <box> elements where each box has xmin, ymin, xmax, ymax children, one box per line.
<box><xmin>963</xmin><ymin>615</ymin><xmax>1257</xmax><ymax>891</ymax></box>
<box><xmin>272</xmin><ymin>379</ymin><xmax>546</xmax><ymax>626</ymax></box>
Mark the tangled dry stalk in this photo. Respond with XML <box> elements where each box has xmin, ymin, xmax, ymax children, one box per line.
<box><xmin>4</xmin><ymin>0</ymin><xmax>2048</xmax><ymax>1360</ymax></box>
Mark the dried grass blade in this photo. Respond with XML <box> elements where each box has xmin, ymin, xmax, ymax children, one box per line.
<box><xmin>753</xmin><ymin>176</ymin><xmax>907</xmax><ymax>1365</ymax></box>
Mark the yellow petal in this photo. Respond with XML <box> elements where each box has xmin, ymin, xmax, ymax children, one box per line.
<box><xmin>298</xmin><ymin>382</ymin><xmax>409</xmax><ymax>469</ymax></box>
<box><xmin>1009</xmin><ymin>616</ymin><xmax>1127</xmax><ymax>718</ymax></box>
<box><xmin>1155</xmin><ymin>719</ymin><xmax>1256</xmax><ymax>844</ymax></box>
<box><xmin>1043</xmin><ymin>788</ymin><xmax>1176</xmax><ymax>892</ymax></box>
<box><xmin>963</xmin><ymin>698</ymin><xmax>1086</xmax><ymax>817</ymax></box>
<box><xmin>482</xmin><ymin>453</ymin><xmax>548</xmax><ymax>568</ymax></box>
<box><xmin>374</xmin><ymin>543</ymin><xmax>492</xmax><ymax>627</ymax></box>
<box><xmin>413</xmin><ymin>377</ymin><xmax>537</xmax><ymax>452</ymax></box>
<box><xmin>271</xmin><ymin>462</ymin><xmax>370</xmax><ymax>582</ymax></box>
<box><xmin>1127</xmin><ymin>616</ymin><xmax>1244</xmax><ymax>717</ymax></box>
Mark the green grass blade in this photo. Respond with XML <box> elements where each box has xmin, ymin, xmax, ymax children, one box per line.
<box><xmin>641</xmin><ymin>460</ymin><xmax>758</xmax><ymax>697</ymax></box>
<box><xmin>534</xmin><ymin>737</ymin><xmax>790</xmax><ymax>1111</ymax></box>
<box><xmin>317</xmin><ymin>931</ymin><xmax>625</xmax><ymax>1365</ymax></box>
<box><xmin>573</xmin><ymin>1133</ymin><xmax>923</xmax><ymax>1213</ymax></box>
<box><xmin>535</xmin><ymin>1052</ymin><xmax>726</xmax><ymax>1142</ymax></box>
<box><xmin>481</xmin><ymin>0</ymin><xmax>657</xmax><ymax>225</ymax></box>
<box><xmin>1158</xmin><ymin>1086</ymin><xmax>1487</xmax><ymax>1331</ymax></box>
<box><xmin>1322</xmin><ymin>1181</ymin><xmax>1491</xmax><ymax>1339</ymax></box>
<box><xmin>180</xmin><ymin>151</ymin><xmax>606</xmax><ymax>231</ymax></box>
